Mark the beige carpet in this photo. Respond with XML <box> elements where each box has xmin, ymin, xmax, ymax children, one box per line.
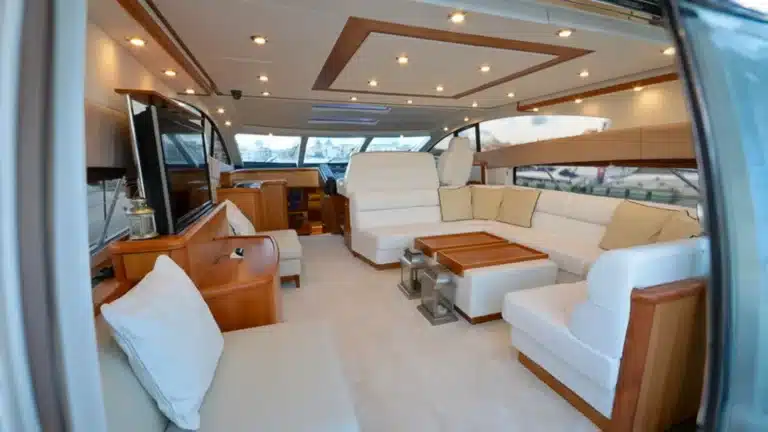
<box><xmin>282</xmin><ymin>235</ymin><xmax>598</xmax><ymax>432</ymax></box>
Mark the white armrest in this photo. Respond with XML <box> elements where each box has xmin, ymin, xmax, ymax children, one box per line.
<box><xmin>568</xmin><ymin>237</ymin><xmax>709</xmax><ymax>359</ymax></box>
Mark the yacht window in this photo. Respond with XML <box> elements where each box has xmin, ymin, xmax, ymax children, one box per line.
<box><xmin>304</xmin><ymin>137</ymin><xmax>365</xmax><ymax>164</ymax></box>
<box><xmin>88</xmin><ymin>179</ymin><xmax>131</xmax><ymax>252</ymax></box>
<box><xmin>479</xmin><ymin>116</ymin><xmax>611</xmax><ymax>151</ymax></box>
<box><xmin>211</xmin><ymin>128</ymin><xmax>231</xmax><ymax>165</ymax></box>
<box><xmin>161</xmin><ymin>133</ymin><xmax>207</xmax><ymax>167</ymax></box>
<box><xmin>457</xmin><ymin>127</ymin><xmax>478</xmax><ymax>150</ymax></box>
<box><xmin>515</xmin><ymin>165</ymin><xmax>700</xmax><ymax>207</ymax></box>
<box><xmin>367</xmin><ymin>136</ymin><xmax>430</xmax><ymax>152</ymax></box>
<box><xmin>235</xmin><ymin>134</ymin><xmax>301</xmax><ymax>164</ymax></box>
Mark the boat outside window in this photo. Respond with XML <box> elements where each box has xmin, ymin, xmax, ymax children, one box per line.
<box><xmin>479</xmin><ymin>116</ymin><xmax>611</xmax><ymax>151</ymax></box>
<box><xmin>367</xmin><ymin>136</ymin><xmax>430</xmax><ymax>152</ymax></box>
<box><xmin>235</xmin><ymin>134</ymin><xmax>301</xmax><ymax>164</ymax></box>
<box><xmin>87</xmin><ymin>179</ymin><xmax>131</xmax><ymax>251</ymax></box>
<box><xmin>304</xmin><ymin>137</ymin><xmax>365</xmax><ymax>164</ymax></box>
<box><xmin>515</xmin><ymin>165</ymin><xmax>700</xmax><ymax>207</ymax></box>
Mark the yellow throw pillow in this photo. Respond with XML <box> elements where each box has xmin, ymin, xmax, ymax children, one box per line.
<box><xmin>655</xmin><ymin>211</ymin><xmax>702</xmax><ymax>243</ymax></box>
<box><xmin>471</xmin><ymin>187</ymin><xmax>504</xmax><ymax>220</ymax></box>
<box><xmin>439</xmin><ymin>187</ymin><xmax>473</xmax><ymax>221</ymax></box>
<box><xmin>496</xmin><ymin>188</ymin><xmax>541</xmax><ymax>228</ymax></box>
<box><xmin>599</xmin><ymin>201</ymin><xmax>674</xmax><ymax>250</ymax></box>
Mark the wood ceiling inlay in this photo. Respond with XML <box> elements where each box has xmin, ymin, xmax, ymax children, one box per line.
<box><xmin>313</xmin><ymin>17</ymin><xmax>593</xmax><ymax>100</ymax></box>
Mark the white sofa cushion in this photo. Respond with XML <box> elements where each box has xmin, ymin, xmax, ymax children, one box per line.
<box><xmin>471</xmin><ymin>186</ymin><xmax>503</xmax><ymax>220</ymax></box>
<box><xmin>261</xmin><ymin>229</ymin><xmax>302</xmax><ymax>260</ymax></box>
<box><xmin>101</xmin><ymin>255</ymin><xmax>224</xmax><ymax>430</ymax></box>
<box><xmin>599</xmin><ymin>201</ymin><xmax>673</xmax><ymax>250</ymax></box>
<box><xmin>166</xmin><ymin>322</ymin><xmax>359</xmax><ymax>432</ymax></box>
<box><xmin>502</xmin><ymin>282</ymin><xmax>620</xmax><ymax>390</ymax></box>
<box><xmin>437</xmin><ymin>136</ymin><xmax>474</xmax><ymax>186</ymax></box>
<box><xmin>497</xmin><ymin>187</ymin><xmax>540</xmax><ymax>228</ymax></box>
<box><xmin>345</xmin><ymin>152</ymin><xmax>439</xmax><ymax>195</ymax></box>
<box><xmin>224</xmin><ymin>200</ymin><xmax>257</xmax><ymax>236</ymax></box>
<box><xmin>439</xmin><ymin>187</ymin><xmax>473</xmax><ymax>221</ymax></box>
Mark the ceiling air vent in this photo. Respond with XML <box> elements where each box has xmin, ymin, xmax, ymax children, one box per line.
<box><xmin>311</xmin><ymin>103</ymin><xmax>391</xmax><ymax>114</ymax></box>
<box><xmin>538</xmin><ymin>0</ymin><xmax>662</xmax><ymax>24</ymax></box>
<box><xmin>308</xmin><ymin>117</ymin><xmax>379</xmax><ymax>126</ymax></box>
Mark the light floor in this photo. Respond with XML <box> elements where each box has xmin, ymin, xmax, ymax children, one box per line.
<box><xmin>282</xmin><ymin>235</ymin><xmax>598</xmax><ymax>432</ymax></box>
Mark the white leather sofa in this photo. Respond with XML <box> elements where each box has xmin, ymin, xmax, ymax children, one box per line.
<box><xmin>502</xmin><ymin>237</ymin><xmax>709</xmax><ymax>418</ymax></box>
<box><xmin>437</xmin><ymin>136</ymin><xmax>474</xmax><ymax>186</ymax></box>
<box><xmin>98</xmin><ymin>317</ymin><xmax>360</xmax><ymax>432</ymax></box>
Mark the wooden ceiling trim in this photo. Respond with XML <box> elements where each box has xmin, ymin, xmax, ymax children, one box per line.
<box><xmin>517</xmin><ymin>72</ymin><xmax>679</xmax><ymax>111</ymax></box>
<box><xmin>313</xmin><ymin>17</ymin><xmax>592</xmax><ymax>100</ymax></box>
<box><xmin>116</xmin><ymin>0</ymin><xmax>218</xmax><ymax>94</ymax></box>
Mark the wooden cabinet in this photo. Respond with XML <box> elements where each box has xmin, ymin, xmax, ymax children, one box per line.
<box><xmin>217</xmin><ymin>180</ymin><xmax>289</xmax><ymax>232</ymax></box>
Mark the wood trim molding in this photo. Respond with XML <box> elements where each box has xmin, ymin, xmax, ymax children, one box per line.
<box><xmin>517</xmin><ymin>72</ymin><xmax>678</xmax><ymax>111</ymax></box>
<box><xmin>314</xmin><ymin>17</ymin><xmax>592</xmax><ymax>100</ymax></box>
<box><xmin>115</xmin><ymin>0</ymin><xmax>217</xmax><ymax>94</ymax></box>
<box><xmin>455</xmin><ymin>306</ymin><xmax>502</xmax><ymax>325</ymax></box>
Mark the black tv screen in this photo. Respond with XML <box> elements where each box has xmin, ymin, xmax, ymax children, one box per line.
<box><xmin>131</xmin><ymin>100</ymin><xmax>213</xmax><ymax>235</ymax></box>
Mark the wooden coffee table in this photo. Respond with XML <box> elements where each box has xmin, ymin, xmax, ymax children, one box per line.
<box><xmin>413</xmin><ymin>231</ymin><xmax>507</xmax><ymax>256</ymax></box>
<box><xmin>434</xmin><ymin>243</ymin><xmax>557</xmax><ymax>324</ymax></box>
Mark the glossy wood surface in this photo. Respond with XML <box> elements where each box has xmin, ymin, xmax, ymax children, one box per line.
<box><xmin>436</xmin><ymin>243</ymin><xmax>548</xmax><ymax>276</ymax></box>
<box><xmin>259</xmin><ymin>181</ymin><xmax>289</xmax><ymax>230</ymax></box>
<box><xmin>413</xmin><ymin>231</ymin><xmax>507</xmax><ymax>256</ymax></box>
<box><xmin>229</xmin><ymin>168</ymin><xmax>320</xmax><ymax>188</ymax></box>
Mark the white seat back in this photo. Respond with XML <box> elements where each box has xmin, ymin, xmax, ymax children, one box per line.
<box><xmin>344</xmin><ymin>152</ymin><xmax>439</xmax><ymax>196</ymax></box>
<box><xmin>437</xmin><ymin>137</ymin><xmax>474</xmax><ymax>186</ymax></box>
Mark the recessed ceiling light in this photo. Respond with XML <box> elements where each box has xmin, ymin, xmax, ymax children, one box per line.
<box><xmin>663</xmin><ymin>46</ymin><xmax>676</xmax><ymax>56</ymax></box>
<box><xmin>532</xmin><ymin>107</ymin><xmax>539</xmax><ymax>112</ymax></box>
<box><xmin>368</xmin><ymin>79</ymin><xmax>378</xmax><ymax>87</ymax></box>
<box><xmin>579</xmin><ymin>70</ymin><xmax>589</xmax><ymax>78</ymax></box>
<box><xmin>350</xmin><ymin>96</ymin><xmax>357</xmax><ymax>101</ymax></box>
<box><xmin>217</xmin><ymin>107</ymin><xmax>225</xmax><ymax>114</ymax></box>
<box><xmin>472</xmin><ymin>101</ymin><xmax>478</xmax><ymax>108</ymax></box>
<box><xmin>251</xmin><ymin>35</ymin><xmax>267</xmax><ymax>45</ymax></box>
<box><xmin>406</xmin><ymin>99</ymin><xmax>413</xmax><ymax>104</ymax></box>
<box><xmin>557</xmin><ymin>29</ymin><xmax>573</xmax><ymax>38</ymax></box>
<box><xmin>185</xmin><ymin>88</ymin><xmax>195</xmax><ymax>94</ymax></box>
<box><xmin>127</xmin><ymin>37</ymin><xmax>146</xmax><ymax>47</ymax></box>
<box><xmin>259</xmin><ymin>75</ymin><xmax>268</xmax><ymax>82</ymax></box>
<box><xmin>436</xmin><ymin>85</ymin><xmax>444</xmax><ymax>92</ymax></box>
<box><xmin>163</xmin><ymin>69</ymin><xmax>177</xmax><ymax>77</ymax></box>
<box><xmin>575</xmin><ymin>98</ymin><xmax>583</xmax><ymax>104</ymax></box>
<box><xmin>262</xmin><ymin>91</ymin><xmax>270</xmax><ymax>96</ymax></box>
<box><xmin>443</xmin><ymin>127</ymin><xmax>449</xmax><ymax>131</ymax></box>
<box><xmin>397</xmin><ymin>55</ymin><xmax>409</xmax><ymax>65</ymax></box>
<box><xmin>449</xmin><ymin>11</ymin><xmax>466</xmax><ymax>24</ymax></box>
<box><xmin>464</xmin><ymin>117</ymin><xmax>470</xmax><ymax>122</ymax></box>
<box><xmin>634</xmin><ymin>86</ymin><xmax>644</xmax><ymax>92</ymax></box>
<box><xmin>480</xmin><ymin>65</ymin><xmax>491</xmax><ymax>73</ymax></box>
<box><xmin>224</xmin><ymin>120</ymin><xmax>232</xmax><ymax>126</ymax></box>
<box><xmin>507</xmin><ymin>92</ymin><xmax>515</xmax><ymax>98</ymax></box>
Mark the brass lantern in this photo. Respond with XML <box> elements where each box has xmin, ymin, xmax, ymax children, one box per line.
<box><xmin>398</xmin><ymin>247</ymin><xmax>428</xmax><ymax>299</ymax></box>
<box><xmin>126</xmin><ymin>198</ymin><xmax>158</xmax><ymax>240</ymax></box>
<box><xmin>417</xmin><ymin>265</ymin><xmax>458</xmax><ymax>325</ymax></box>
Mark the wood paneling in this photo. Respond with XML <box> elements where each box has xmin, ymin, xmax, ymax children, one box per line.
<box><xmin>518</xmin><ymin>73</ymin><xmax>679</xmax><ymax>111</ymax></box>
<box><xmin>455</xmin><ymin>307</ymin><xmax>502</xmax><ymax>325</ymax></box>
<box><xmin>475</xmin><ymin>122</ymin><xmax>695</xmax><ymax>169</ymax></box>
<box><xmin>260</xmin><ymin>181</ymin><xmax>289</xmax><ymax>230</ymax></box>
<box><xmin>217</xmin><ymin>187</ymin><xmax>262</xmax><ymax>228</ymax></box>
<box><xmin>229</xmin><ymin>168</ymin><xmax>320</xmax><ymax>188</ymax></box>
<box><xmin>435</xmin><ymin>243</ymin><xmax>547</xmax><ymax>276</ymax></box>
<box><xmin>314</xmin><ymin>17</ymin><xmax>591</xmax><ymax>100</ymax></box>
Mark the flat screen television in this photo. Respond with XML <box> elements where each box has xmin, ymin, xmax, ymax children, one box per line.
<box><xmin>130</xmin><ymin>99</ymin><xmax>213</xmax><ymax>235</ymax></box>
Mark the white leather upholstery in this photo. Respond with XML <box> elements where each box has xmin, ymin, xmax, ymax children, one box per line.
<box><xmin>166</xmin><ymin>323</ymin><xmax>359</xmax><ymax>432</ymax></box>
<box><xmin>503</xmin><ymin>237</ymin><xmax>709</xmax><ymax>418</ymax></box>
<box><xmin>345</xmin><ymin>152</ymin><xmax>439</xmax><ymax>196</ymax></box>
<box><xmin>260</xmin><ymin>229</ymin><xmax>302</xmax><ymax>277</ymax></box>
<box><xmin>437</xmin><ymin>136</ymin><xmax>474</xmax><ymax>186</ymax></box>
<box><xmin>455</xmin><ymin>259</ymin><xmax>558</xmax><ymax>318</ymax></box>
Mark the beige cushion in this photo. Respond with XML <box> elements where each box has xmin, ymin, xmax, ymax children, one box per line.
<box><xmin>497</xmin><ymin>188</ymin><xmax>541</xmax><ymax>228</ymax></box>
<box><xmin>439</xmin><ymin>187</ymin><xmax>472</xmax><ymax>221</ymax></box>
<box><xmin>655</xmin><ymin>212</ymin><xmax>701</xmax><ymax>243</ymax></box>
<box><xmin>599</xmin><ymin>201</ymin><xmax>673</xmax><ymax>250</ymax></box>
<box><xmin>471</xmin><ymin>187</ymin><xmax>504</xmax><ymax>220</ymax></box>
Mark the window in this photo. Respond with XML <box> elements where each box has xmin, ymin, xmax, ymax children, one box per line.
<box><xmin>479</xmin><ymin>115</ymin><xmax>611</xmax><ymax>151</ymax></box>
<box><xmin>367</xmin><ymin>136</ymin><xmax>430</xmax><ymax>152</ymax></box>
<box><xmin>515</xmin><ymin>165</ymin><xmax>700</xmax><ymax>207</ymax></box>
<box><xmin>304</xmin><ymin>137</ymin><xmax>365</xmax><ymax>164</ymax></box>
<box><xmin>88</xmin><ymin>179</ymin><xmax>131</xmax><ymax>251</ymax></box>
<box><xmin>160</xmin><ymin>133</ymin><xmax>207</xmax><ymax>166</ymax></box>
<box><xmin>211</xmin><ymin>129</ymin><xmax>231</xmax><ymax>165</ymax></box>
<box><xmin>235</xmin><ymin>134</ymin><xmax>301</xmax><ymax>164</ymax></box>
<box><xmin>430</xmin><ymin>135</ymin><xmax>453</xmax><ymax>156</ymax></box>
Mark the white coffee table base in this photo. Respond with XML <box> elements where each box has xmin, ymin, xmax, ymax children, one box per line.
<box><xmin>453</xmin><ymin>259</ymin><xmax>558</xmax><ymax>324</ymax></box>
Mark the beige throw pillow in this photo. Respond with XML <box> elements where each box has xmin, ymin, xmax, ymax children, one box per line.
<box><xmin>439</xmin><ymin>187</ymin><xmax>472</xmax><ymax>221</ymax></box>
<box><xmin>599</xmin><ymin>201</ymin><xmax>673</xmax><ymax>250</ymax></box>
<box><xmin>655</xmin><ymin>211</ymin><xmax>701</xmax><ymax>243</ymax></box>
<box><xmin>496</xmin><ymin>188</ymin><xmax>541</xmax><ymax>228</ymax></box>
<box><xmin>471</xmin><ymin>187</ymin><xmax>504</xmax><ymax>220</ymax></box>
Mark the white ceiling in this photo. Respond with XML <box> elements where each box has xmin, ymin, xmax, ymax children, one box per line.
<box><xmin>90</xmin><ymin>0</ymin><xmax>676</xmax><ymax>134</ymax></box>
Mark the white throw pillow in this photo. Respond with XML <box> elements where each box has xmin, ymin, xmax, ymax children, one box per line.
<box><xmin>224</xmin><ymin>200</ymin><xmax>256</xmax><ymax>236</ymax></box>
<box><xmin>101</xmin><ymin>255</ymin><xmax>224</xmax><ymax>430</ymax></box>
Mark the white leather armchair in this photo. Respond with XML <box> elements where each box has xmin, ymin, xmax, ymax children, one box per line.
<box><xmin>437</xmin><ymin>136</ymin><xmax>474</xmax><ymax>186</ymax></box>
